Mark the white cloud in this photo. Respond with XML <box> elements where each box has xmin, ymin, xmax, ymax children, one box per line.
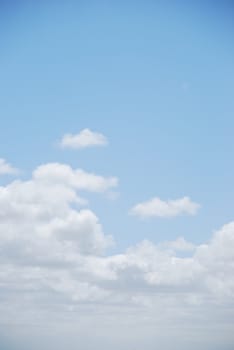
<box><xmin>130</xmin><ymin>196</ymin><xmax>200</xmax><ymax>218</ymax></box>
<box><xmin>158</xmin><ymin>237</ymin><xmax>195</xmax><ymax>252</ymax></box>
<box><xmin>0</xmin><ymin>162</ymin><xmax>233</xmax><ymax>350</ymax></box>
<box><xmin>0</xmin><ymin>162</ymin><xmax>117</xmax><ymax>260</ymax></box>
<box><xmin>33</xmin><ymin>163</ymin><xmax>118</xmax><ymax>192</ymax></box>
<box><xmin>59</xmin><ymin>129</ymin><xmax>108</xmax><ymax>149</ymax></box>
<box><xmin>0</xmin><ymin>163</ymin><xmax>231</xmax><ymax>304</ymax></box>
<box><xmin>0</xmin><ymin>158</ymin><xmax>19</xmax><ymax>175</ymax></box>
<box><xmin>0</xmin><ymin>162</ymin><xmax>232</xmax><ymax>302</ymax></box>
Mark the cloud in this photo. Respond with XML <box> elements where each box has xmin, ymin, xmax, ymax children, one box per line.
<box><xmin>0</xmin><ymin>162</ymin><xmax>233</xmax><ymax>349</ymax></box>
<box><xmin>0</xmin><ymin>163</ymin><xmax>230</xmax><ymax>304</ymax></box>
<box><xmin>0</xmin><ymin>162</ymin><xmax>232</xmax><ymax>303</ymax></box>
<box><xmin>0</xmin><ymin>162</ymin><xmax>117</xmax><ymax>261</ymax></box>
<box><xmin>33</xmin><ymin>163</ymin><xmax>118</xmax><ymax>192</ymax></box>
<box><xmin>0</xmin><ymin>158</ymin><xmax>19</xmax><ymax>175</ymax></box>
<box><xmin>158</xmin><ymin>237</ymin><xmax>196</xmax><ymax>252</ymax></box>
<box><xmin>59</xmin><ymin>129</ymin><xmax>108</xmax><ymax>149</ymax></box>
<box><xmin>130</xmin><ymin>196</ymin><xmax>200</xmax><ymax>218</ymax></box>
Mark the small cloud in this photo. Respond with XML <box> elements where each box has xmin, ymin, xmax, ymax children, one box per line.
<box><xmin>130</xmin><ymin>196</ymin><xmax>200</xmax><ymax>219</ymax></box>
<box><xmin>0</xmin><ymin>158</ymin><xmax>19</xmax><ymax>175</ymax></box>
<box><xmin>59</xmin><ymin>129</ymin><xmax>108</xmax><ymax>150</ymax></box>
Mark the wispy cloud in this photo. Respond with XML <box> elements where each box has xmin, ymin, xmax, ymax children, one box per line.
<box><xmin>59</xmin><ymin>129</ymin><xmax>108</xmax><ymax>149</ymax></box>
<box><xmin>0</xmin><ymin>158</ymin><xmax>19</xmax><ymax>175</ymax></box>
<box><xmin>130</xmin><ymin>196</ymin><xmax>200</xmax><ymax>218</ymax></box>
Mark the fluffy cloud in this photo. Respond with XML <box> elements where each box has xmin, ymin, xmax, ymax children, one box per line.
<box><xmin>0</xmin><ymin>162</ymin><xmax>116</xmax><ymax>259</ymax></box>
<box><xmin>0</xmin><ymin>158</ymin><xmax>19</xmax><ymax>175</ymax></box>
<box><xmin>0</xmin><ymin>162</ymin><xmax>232</xmax><ymax>302</ymax></box>
<box><xmin>0</xmin><ymin>162</ymin><xmax>233</xmax><ymax>350</ymax></box>
<box><xmin>130</xmin><ymin>196</ymin><xmax>200</xmax><ymax>218</ymax></box>
<box><xmin>33</xmin><ymin>163</ymin><xmax>118</xmax><ymax>192</ymax></box>
<box><xmin>59</xmin><ymin>129</ymin><xmax>108</xmax><ymax>149</ymax></box>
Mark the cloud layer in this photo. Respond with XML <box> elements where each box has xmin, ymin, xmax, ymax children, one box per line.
<box><xmin>130</xmin><ymin>196</ymin><xmax>200</xmax><ymax>218</ymax></box>
<box><xmin>0</xmin><ymin>160</ymin><xmax>233</xmax><ymax>349</ymax></box>
<box><xmin>60</xmin><ymin>129</ymin><xmax>108</xmax><ymax>149</ymax></box>
<box><xmin>0</xmin><ymin>163</ymin><xmax>233</xmax><ymax>304</ymax></box>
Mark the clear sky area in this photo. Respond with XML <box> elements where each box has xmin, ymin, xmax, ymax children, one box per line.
<box><xmin>0</xmin><ymin>1</ymin><xmax>234</xmax><ymax>349</ymax></box>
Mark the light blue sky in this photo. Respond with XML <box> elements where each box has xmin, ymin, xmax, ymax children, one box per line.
<box><xmin>1</xmin><ymin>0</ymin><xmax>234</xmax><ymax>250</ymax></box>
<box><xmin>0</xmin><ymin>1</ymin><xmax>234</xmax><ymax>349</ymax></box>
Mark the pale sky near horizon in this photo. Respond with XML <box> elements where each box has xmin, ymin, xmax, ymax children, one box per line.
<box><xmin>0</xmin><ymin>1</ymin><xmax>234</xmax><ymax>349</ymax></box>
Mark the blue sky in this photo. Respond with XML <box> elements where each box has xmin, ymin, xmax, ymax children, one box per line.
<box><xmin>1</xmin><ymin>0</ymin><xmax>234</xmax><ymax>248</ymax></box>
<box><xmin>0</xmin><ymin>1</ymin><xmax>234</xmax><ymax>349</ymax></box>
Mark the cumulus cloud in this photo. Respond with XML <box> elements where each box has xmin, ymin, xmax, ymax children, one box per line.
<box><xmin>0</xmin><ymin>158</ymin><xmax>19</xmax><ymax>175</ymax></box>
<box><xmin>0</xmin><ymin>162</ymin><xmax>233</xmax><ymax>350</ymax></box>
<box><xmin>130</xmin><ymin>196</ymin><xmax>200</xmax><ymax>218</ymax></box>
<box><xmin>59</xmin><ymin>129</ymin><xmax>108</xmax><ymax>149</ymax></box>
<box><xmin>0</xmin><ymin>162</ymin><xmax>232</xmax><ymax>303</ymax></box>
<box><xmin>0</xmin><ymin>162</ymin><xmax>117</xmax><ymax>260</ymax></box>
<box><xmin>33</xmin><ymin>163</ymin><xmax>118</xmax><ymax>192</ymax></box>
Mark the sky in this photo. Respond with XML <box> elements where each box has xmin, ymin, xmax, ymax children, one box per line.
<box><xmin>0</xmin><ymin>1</ymin><xmax>234</xmax><ymax>349</ymax></box>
